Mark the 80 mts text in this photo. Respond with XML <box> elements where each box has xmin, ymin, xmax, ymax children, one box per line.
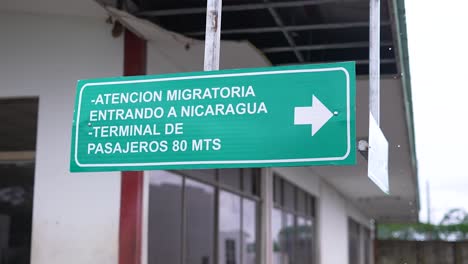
<box><xmin>87</xmin><ymin>138</ymin><xmax>221</xmax><ymax>155</ymax></box>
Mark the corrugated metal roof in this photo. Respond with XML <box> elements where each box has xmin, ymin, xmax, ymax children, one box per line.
<box><xmin>121</xmin><ymin>0</ymin><xmax>399</xmax><ymax>75</ymax></box>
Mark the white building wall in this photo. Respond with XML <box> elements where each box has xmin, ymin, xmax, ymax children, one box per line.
<box><xmin>146</xmin><ymin>39</ymin><xmax>271</xmax><ymax>75</ymax></box>
<box><xmin>0</xmin><ymin>12</ymin><xmax>123</xmax><ymax>264</ymax></box>
<box><xmin>319</xmin><ymin>180</ymin><xmax>350</xmax><ymax>264</ymax></box>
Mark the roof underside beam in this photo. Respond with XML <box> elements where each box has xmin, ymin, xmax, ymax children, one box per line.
<box><xmin>262</xmin><ymin>40</ymin><xmax>393</xmax><ymax>53</ymax></box>
<box><xmin>263</xmin><ymin>0</ymin><xmax>304</xmax><ymax>62</ymax></box>
<box><xmin>278</xmin><ymin>58</ymin><xmax>396</xmax><ymax>66</ymax></box>
<box><xmin>137</xmin><ymin>0</ymin><xmax>362</xmax><ymax>17</ymax></box>
<box><xmin>355</xmin><ymin>58</ymin><xmax>395</xmax><ymax>64</ymax></box>
<box><xmin>184</xmin><ymin>21</ymin><xmax>392</xmax><ymax>36</ymax></box>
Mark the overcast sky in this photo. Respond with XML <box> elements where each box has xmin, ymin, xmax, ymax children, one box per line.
<box><xmin>405</xmin><ymin>0</ymin><xmax>468</xmax><ymax>223</ymax></box>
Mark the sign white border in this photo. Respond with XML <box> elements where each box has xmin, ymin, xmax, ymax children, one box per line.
<box><xmin>74</xmin><ymin>67</ymin><xmax>352</xmax><ymax>168</ymax></box>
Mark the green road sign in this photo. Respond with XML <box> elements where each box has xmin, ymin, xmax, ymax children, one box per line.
<box><xmin>70</xmin><ymin>62</ymin><xmax>356</xmax><ymax>172</ymax></box>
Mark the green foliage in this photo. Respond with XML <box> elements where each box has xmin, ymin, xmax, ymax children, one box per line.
<box><xmin>378</xmin><ymin>208</ymin><xmax>468</xmax><ymax>241</ymax></box>
<box><xmin>378</xmin><ymin>222</ymin><xmax>468</xmax><ymax>241</ymax></box>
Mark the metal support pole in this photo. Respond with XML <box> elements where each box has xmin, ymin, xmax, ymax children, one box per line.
<box><xmin>260</xmin><ymin>168</ymin><xmax>273</xmax><ymax>264</ymax></box>
<box><xmin>203</xmin><ymin>1</ymin><xmax>222</xmax><ymax>263</ymax></box>
<box><xmin>204</xmin><ymin>0</ymin><xmax>222</xmax><ymax>71</ymax></box>
<box><xmin>369</xmin><ymin>0</ymin><xmax>380</xmax><ymax>125</ymax></box>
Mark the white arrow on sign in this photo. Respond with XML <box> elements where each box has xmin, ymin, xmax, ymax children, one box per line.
<box><xmin>294</xmin><ymin>95</ymin><xmax>334</xmax><ymax>136</ymax></box>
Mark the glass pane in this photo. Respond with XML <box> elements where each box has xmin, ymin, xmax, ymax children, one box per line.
<box><xmin>348</xmin><ymin>219</ymin><xmax>360</xmax><ymax>264</ymax></box>
<box><xmin>0</xmin><ymin>98</ymin><xmax>38</xmax><ymax>151</ymax></box>
<box><xmin>296</xmin><ymin>217</ymin><xmax>309</xmax><ymax>264</ymax></box>
<box><xmin>284</xmin><ymin>213</ymin><xmax>295</xmax><ymax>264</ymax></box>
<box><xmin>0</xmin><ymin>163</ymin><xmax>35</xmax><ymax>264</ymax></box>
<box><xmin>271</xmin><ymin>208</ymin><xmax>283</xmax><ymax>264</ymax></box>
<box><xmin>273</xmin><ymin>176</ymin><xmax>281</xmax><ymax>205</ymax></box>
<box><xmin>148</xmin><ymin>171</ymin><xmax>183</xmax><ymax>264</ymax></box>
<box><xmin>364</xmin><ymin>228</ymin><xmax>371</xmax><ymax>264</ymax></box>
<box><xmin>219</xmin><ymin>191</ymin><xmax>241</xmax><ymax>264</ymax></box>
<box><xmin>243</xmin><ymin>169</ymin><xmax>260</xmax><ymax>197</ymax></box>
<box><xmin>297</xmin><ymin>191</ymin><xmax>306</xmax><ymax>215</ymax></box>
<box><xmin>305</xmin><ymin>196</ymin><xmax>311</xmax><ymax>217</ymax></box>
<box><xmin>178</xmin><ymin>169</ymin><xmax>216</xmax><ymax>183</ymax></box>
<box><xmin>306</xmin><ymin>219</ymin><xmax>315</xmax><ymax>264</ymax></box>
<box><xmin>283</xmin><ymin>182</ymin><xmax>295</xmax><ymax>211</ymax></box>
<box><xmin>185</xmin><ymin>179</ymin><xmax>215</xmax><ymax>264</ymax></box>
<box><xmin>0</xmin><ymin>98</ymin><xmax>38</xmax><ymax>264</ymax></box>
<box><xmin>242</xmin><ymin>199</ymin><xmax>257</xmax><ymax>264</ymax></box>
<box><xmin>309</xmin><ymin>196</ymin><xmax>315</xmax><ymax>217</ymax></box>
<box><xmin>305</xmin><ymin>195</ymin><xmax>316</xmax><ymax>217</ymax></box>
<box><xmin>219</xmin><ymin>169</ymin><xmax>242</xmax><ymax>190</ymax></box>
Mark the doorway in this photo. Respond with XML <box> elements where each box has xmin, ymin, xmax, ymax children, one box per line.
<box><xmin>0</xmin><ymin>98</ymin><xmax>38</xmax><ymax>264</ymax></box>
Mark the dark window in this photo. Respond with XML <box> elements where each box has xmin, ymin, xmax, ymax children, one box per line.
<box><xmin>219</xmin><ymin>191</ymin><xmax>241</xmax><ymax>264</ymax></box>
<box><xmin>243</xmin><ymin>169</ymin><xmax>259</xmax><ymax>196</ymax></box>
<box><xmin>305</xmin><ymin>219</ymin><xmax>314</xmax><ymax>263</ymax></box>
<box><xmin>295</xmin><ymin>217</ymin><xmax>315</xmax><ymax>264</ymax></box>
<box><xmin>348</xmin><ymin>218</ymin><xmax>360</xmax><ymax>264</ymax></box>
<box><xmin>148</xmin><ymin>169</ymin><xmax>261</xmax><ymax>264</ymax></box>
<box><xmin>0</xmin><ymin>98</ymin><xmax>38</xmax><ymax>151</ymax></box>
<box><xmin>271</xmin><ymin>174</ymin><xmax>316</xmax><ymax>264</ymax></box>
<box><xmin>185</xmin><ymin>179</ymin><xmax>215</xmax><ymax>264</ymax></box>
<box><xmin>297</xmin><ymin>190</ymin><xmax>306</xmax><ymax>216</ymax></box>
<box><xmin>225</xmin><ymin>239</ymin><xmax>236</xmax><ymax>264</ymax></box>
<box><xmin>178</xmin><ymin>169</ymin><xmax>216</xmax><ymax>184</ymax></box>
<box><xmin>363</xmin><ymin>228</ymin><xmax>371</xmax><ymax>264</ymax></box>
<box><xmin>271</xmin><ymin>208</ymin><xmax>283</xmax><ymax>264</ymax></box>
<box><xmin>219</xmin><ymin>169</ymin><xmax>242</xmax><ymax>190</ymax></box>
<box><xmin>148</xmin><ymin>171</ymin><xmax>183</xmax><ymax>264</ymax></box>
<box><xmin>284</xmin><ymin>213</ymin><xmax>295</xmax><ymax>263</ymax></box>
<box><xmin>242</xmin><ymin>199</ymin><xmax>257</xmax><ymax>264</ymax></box>
<box><xmin>0</xmin><ymin>98</ymin><xmax>38</xmax><ymax>264</ymax></box>
<box><xmin>348</xmin><ymin>219</ymin><xmax>372</xmax><ymax>264</ymax></box>
<box><xmin>305</xmin><ymin>196</ymin><xmax>315</xmax><ymax>217</ymax></box>
<box><xmin>273</xmin><ymin>176</ymin><xmax>281</xmax><ymax>205</ymax></box>
<box><xmin>296</xmin><ymin>217</ymin><xmax>308</xmax><ymax>264</ymax></box>
<box><xmin>283</xmin><ymin>181</ymin><xmax>295</xmax><ymax>211</ymax></box>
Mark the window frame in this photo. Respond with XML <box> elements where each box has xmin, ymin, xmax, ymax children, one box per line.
<box><xmin>348</xmin><ymin>219</ymin><xmax>373</xmax><ymax>264</ymax></box>
<box><xmin>272</xmin><ymin>173</ymin><xmax>317</xmax><ymax>264</ymax></box>
<box><xmin>143</xmin><ymin>169</ymin><xmax>262</xmax><ymax>264</ymax></box>
<box><xmin>175</xmin><ymin>169</ymin><xmax>262</xmax><ymax>202</ymax></box>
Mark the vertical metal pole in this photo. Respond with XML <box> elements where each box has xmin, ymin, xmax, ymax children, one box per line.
<box><xmin>204</xmin><ymin>2</ymin><xmax>222</xmax><ymax>262</ymax></box>
<box><xmin>260</xmin><ymin>168</ymin><xmax>273</xmax><ymax>264</ymax></box>
<box><xmin>204</xmin><ymin>0</ymin><xmax>222</xmax><ymax>71</ymax></box>
<box><xmin>214</xmin><ymin>171</ymin><xmax>220</xmax><ymax>264</ymax></box>
<box><xmin>369</xmin><ymin>0</ymin><xmax>380</xmax><ymax>125</ymax></box>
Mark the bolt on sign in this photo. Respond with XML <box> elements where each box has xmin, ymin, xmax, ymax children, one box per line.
<box><xmin>70</xmin><ymin>62</ymin><xmax>356</xmax><ymax>172</ymax></box>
